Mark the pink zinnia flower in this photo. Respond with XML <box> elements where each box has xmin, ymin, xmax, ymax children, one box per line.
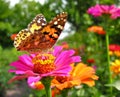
<box><xmin>87</xmin><ymin>4</ymin><xmax>102</xmax><ymax>17</ymax></box>
<box><xmin>9</xmin><ymin>46</ymin><xmax>81</xmax><ymax>87</ymax></box>
<box><xmin>87</xmin><ymin>4</ymin><xmax>120</xmax><ymax>19</ymax></box>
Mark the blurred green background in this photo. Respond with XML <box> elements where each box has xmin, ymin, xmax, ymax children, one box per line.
<box><xmin>0</xmin><ymin>0</ymin><xmax>120</xmax><ymax>97</ymax></box>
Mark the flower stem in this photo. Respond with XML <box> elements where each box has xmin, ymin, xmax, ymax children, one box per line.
<box><xmin>41</xmin><ymin>77</ymin><xmax>52</xmax><ymax>97</ymax></box>
<box><xmin>61</xmin><ymin>88</ymin><xmax>69</xmax><ymax>97</ymax></box>
<box><xmin>105</xmin><ymin>33</ymin><xmax>112</xmax><ymax>95</ymax></box>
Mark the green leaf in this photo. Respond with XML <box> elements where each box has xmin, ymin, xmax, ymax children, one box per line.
<box><xmin>106</xmin><ymin>80</ymin><xmax>120</xmax><ymax>91</ymax></box>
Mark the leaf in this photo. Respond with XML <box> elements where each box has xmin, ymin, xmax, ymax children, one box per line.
<box><xmin>113</xmin><ymin>80</ymin><xmax>120</xmax><ymax>90</ymax></box>
<box><xmin>105</xmin><ymin>80</ymin><xmax>120</xmax><ymax>91</ymax></box>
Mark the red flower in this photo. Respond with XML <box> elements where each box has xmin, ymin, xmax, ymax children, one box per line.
<box><xmin>109</xmin><ymin>44</ymin><xmax>120</xmax><ymax>51</ymax></box>
<box><xmin>10</xmin><ymin>34</ymin><xmax>17</xmax><ymax>41</ymax></box>
<box><xmin>87</xmin><ymin>58</ymin><xmax>95</xmax><ymax>64</ymax></box>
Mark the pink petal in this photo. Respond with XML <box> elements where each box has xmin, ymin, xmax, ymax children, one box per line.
<box><xmin>8</xmin><ymin>75</ymin><xmax>29</xmax><ymax>84</ymax></box>
<box><xmin>19</xmin><ymin>54</ymin><xmax>33</xmax><ymax>66</ymax></box>
<box><xmin>55</xmin><ymin>50</ymin><xmax>74</xmax><ymax>65</ymax></box>
<box><xmin>71</xmin><ymin>56</ymin><xmax>81</xmax><ymax>62</ymax></box>
<box><xmin>10</xmin><ymin>61</ymin><xmax>33</xmax><ymax>70</ymax></box>
<box><xmin>53</xmin><ymin>46</ymin><xmax>63</xmax><ymax>57</ymax></box>
<box><xmin>27</xmin><ymin>76</ymin><xmax>41</xmax><ymax>85</ymax></box>
<box><xmin>54</xmin><ymin>66</ymin><xmax>71</xmax><ymax>73</ymax></box>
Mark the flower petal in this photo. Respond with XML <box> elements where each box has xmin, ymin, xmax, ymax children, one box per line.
<box><xmin>19</xmin><ymin>54</ymin><xmax>33</xmax><ymax>66</ymax></box>
<box><xmin>27</xmin><ymin>76</ymin><xmax>41</xmax><ymax>86</ymax></box>
<box><xmin>53</xmin><ymin>46</ymin><xmax>63</xmax><ymax>57</ymax></box>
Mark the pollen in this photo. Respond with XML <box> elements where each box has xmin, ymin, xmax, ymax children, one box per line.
<box><xmin>32</xmin><ymin>54</ymin><xmax>56</xmax><ymax>74</ymax></box>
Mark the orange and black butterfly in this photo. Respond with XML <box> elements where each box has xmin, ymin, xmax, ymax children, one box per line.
<box><xmin>14</xmin><ymin>12</ymin><xmax>67</xmax><ymax>52</ymax></box>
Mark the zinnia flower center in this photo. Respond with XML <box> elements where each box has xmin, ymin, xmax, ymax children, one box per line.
<box><xmin>55</xmin><ymin>76</ymin><xmax>71</xmax><ymax>83</ymax></box>
<box><xmin>32</xmin><ymin>54</ymin><xmax>56</xmax><ymax>74</ymax></box>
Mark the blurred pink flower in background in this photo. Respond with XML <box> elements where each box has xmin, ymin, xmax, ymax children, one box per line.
<box><xmin>87</xmin><ymin>4</ymin><xmax>120</xmax><ymax>19</ymax></box>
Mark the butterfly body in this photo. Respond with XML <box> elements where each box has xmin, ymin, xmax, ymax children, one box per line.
<box><xmin>14</xmin><ymin>12</ymin><xmax>67</xmax><ymax>52</ymax></box>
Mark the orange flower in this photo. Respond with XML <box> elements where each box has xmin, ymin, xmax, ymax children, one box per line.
<box><xmin>71</xmin><ymin>63</ymin><xmax>98</xmax><ymax>86</ymax></box>
<box><xmin>110</xmin><ymin>59</ymin><xmax>120</xmax><ymax>75</ymax></box>
<box><xmin>31</xmin><ymin>81</ymin><xmax>44</xmax><ymax>90</ymax></box>
<box><xmin>73</xmin><ymin>48</ymin><xmax>79</xmax><ymax>55</ymax></box>
<box><xmin>31</xmin><ymin>81</ymin><xmax>59</xmax><ymax>97</ymax></box>
<box><xmin>10</xmin><ymin>34</ymin><xmax>17</xmax><ymax>41</ymax></box>
<box><xmin>114</xmin><ymin>51</ymin><xmax>120</xmax><ymax>57</ymax></box>
<box><xmin>51</xmin><ymin>63</ymin><xmax>99</xmax><ymax>90</ymax></box>
<box><xmin>61</xmin><ymin>42</ymin><xmax>69</xmax><ymax>49</ymax></box>
<box><xmin>109</xmin><ymin>51</ymin><xmax>114</xmax><ymax>56</ymax></box>
<box><xmin>109</xmin><ymin>51</ymin><xmax>120</xmax><ymax>57</ymax></box>
<box><xmin>87</xmin><ymin>26</ymin><xmax>106</xmax><ymax>35</ymax></box>
<box><xmin>52</xmin><ymin>88</ymin><xmax>60</xmax><ymax>97</ymax></box>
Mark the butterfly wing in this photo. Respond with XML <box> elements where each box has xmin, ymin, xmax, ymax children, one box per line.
<box><xmin>14</xmin><ymin>14</ymin><xmax>47</xmax><ymax>51</ymax></box>
<box><xmin>28</xmin><ymin>14</ymin><xmax>47</xmax><ymax>33</ymax></box>
<box><xmin>14</xmin><ymin>12</ymin><xmax>67</xmax><ymax>52</ymax></box>
<box><xmin>39</xmin><ymin>12</ymin><xmax>68</xmax><ymax>49</ymax></box>
<box><xmin>14</xmin><ymin>29</ymin><xmax>31</xmax><ymax>51</ymax></box>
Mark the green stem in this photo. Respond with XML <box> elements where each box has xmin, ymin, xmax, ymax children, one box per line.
<box><xmin>41</xmin><ymin>77</ymin><xmax>52</xmax><ymax>97</ymax></box>
<box><xmin>105</xmin><ymin>33</ymin><xmax>112</xmax><ymax>95</ymax></box>
<box><xmin>95</xmin><ymin>34</ymin><xmax>98</xmax><ymax>51</ymax></box>
<box><xmin>61</xmin><ymin>88</ymin><xmax>69</xmax><ymax>97</ymax></box>
<box><xmin>45</xmin><ymin>83</ymin><xmax>51</xmax><ymax>97</ymax></box>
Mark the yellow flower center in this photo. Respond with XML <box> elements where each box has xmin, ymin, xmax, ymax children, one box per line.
<box><xmin>32</xmin><ymin>54</ymin><xmax>56</xmax><ymax>74</ymax></box>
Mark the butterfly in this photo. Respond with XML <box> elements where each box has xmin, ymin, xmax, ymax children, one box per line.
<box><xmin>14</xmin><ymin>12</ymin><xmax>67</xmax><ymax>53</ymax></box>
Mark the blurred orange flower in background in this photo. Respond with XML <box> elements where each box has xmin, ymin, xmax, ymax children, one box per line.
<box><xmin>61</xmin><ymin>42</ymin><xmax>69</xmax><ymax>49</ymax></box>
<box><xmin>51</xmin><ymin>88</ymin><xmax>60</xmax><ymax>97</ymax></box>
<box><xmin>109</xmin><ymin>44</ymin><xmax>120</xmax><ymax>57</ymax></box>
<box><xmin>87</xmin><ymin>26</ymin><xmax>106</xmax><ymax>35</ymax></box>
<box><xmin>114</xmin><ymin>51</ymin><xmax>120</xmax><ymax>57</ymax></box>
<box><xmin>52</xmin><ymin>63</ymin><xmax>99</xmax><ymax>90</ymax></box>
<box><xmin>10</xmin><ymin>34</ymin><xmax>17</xmax><ymax>41</ymax></box>
<box><xmin>33</xmin><ymin>81</ymin><xmax>44</xmax><ymax>90</ymax></box>
<box><xmin>110</xmin><ymin>59</ymin><xmax>120</xmax><ymax>75</ymax></box>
